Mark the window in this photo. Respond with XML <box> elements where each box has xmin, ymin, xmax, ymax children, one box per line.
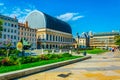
<box><xmin>11</xmin><ymin>24</ymin><xmax>13</xmax><ymax>27</ymax></box>
<box><xmin>4</xmin><ymin>34</ymin><xmax>6</xmax><ymax>39</ymax></box>
<box><xmin>50</xmin><ymin>35</ymin><xmax>52</xmax><ymax>41</ymax></box>
<box><xmin>15</xmin><ymin>25</ymin><xmax>17</xmax><ymax>28</ymax></box>
<box><xmin>56</xmin><ymin>36</ymin><xmax>57</xmax><ymax>41</ymax></box>
<box><xmin>4</xmin><ymin>22</ymin><xmax>7</xmax><ymax>26</ymax></box>
<box><xmin>8</xmin><ymin>29</ymin><xmax>10</xmax><ymax>32</ymax></box>
<box><xmin>61</xmin><ymin>37</ymin><xmax>62</xmax><ymax>42</ymax></box>
<box><xmin>11</xmin><ymin>29</ymin><xmax>13</xmax><ymax>33</ymax></box>
<box><xmin>21</xmin><ymin>32</ymin><xmax>23</xmax><ymax>35</ymax></box>
<box><xmin>24</xmin><ymin>33</ymin><xmax>26</xmax><ymax>36</ymax></box>
<box><xmin>46</xmin><ymin>34</ymin><xmax>48</xmax><ymax>40</ymax></box>
<box><xmin>4</xmin><ymin>28</ymin><xmax>6</xmax><ymax>32</ymax></box>
<box><xmin>8</xmin><ymin>23</ymin><xmax>10</xmax><ymax>26</ymax></box>
<box><xmin>14</xmin><ymin>36</ymin><xmax>16</xmax><ymax>39</ymax></box>
<box><xmin>14</xmin><ymin>30</ymin><xmax>16</xmax><ymax>33</ymax></box>
<box><xmin>11</xmin><ymin>35</ymin><xmax>13</xmax><ymax>39</ymax></box>
<box><xmin>53</xmin><ymin>35</ymin><xmax>55</xmax><ymax>41</ymax></box>
<box><xmin>8</xmin><ymin>35</ymin><xmax>10</xmax><ymax>38</ymax></box>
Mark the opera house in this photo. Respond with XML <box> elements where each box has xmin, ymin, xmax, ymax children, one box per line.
<box><xmin>25</xmin><ymin>10</ymin><xmax>73</xmax><ymax>49</ymax></box>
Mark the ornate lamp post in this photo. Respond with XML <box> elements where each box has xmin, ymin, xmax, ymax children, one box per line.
<box><xmin>76</xmin><ymin>32</ymin><xmax>80</xmax><ymax>48</ymax></box>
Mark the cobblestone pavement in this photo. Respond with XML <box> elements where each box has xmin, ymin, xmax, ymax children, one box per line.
<box><xmin>18</xmin><ymin>51</ymin><xmax>120</xmax><ymax>80</ymax></box>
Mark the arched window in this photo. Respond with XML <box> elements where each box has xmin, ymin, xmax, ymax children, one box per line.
<box><xmin>49</xmin><ymin>35</ymin><xmax>51</xmax><ymax>41</ymax></box>
<box><xmin>46</xmin><ymin>34</ymin><xmax>48</xmax><ymax>40</ymax></box>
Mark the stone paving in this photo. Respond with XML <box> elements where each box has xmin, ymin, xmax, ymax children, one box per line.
<box><xmin>17</xmin><ymin>51</ymin><xmax>120</xmax><ymax>80</ymax></box>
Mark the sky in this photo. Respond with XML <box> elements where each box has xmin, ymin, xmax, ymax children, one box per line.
<box><xmin>0</xmin><ymin>0</ymin><xmax>120</xmax><ymax>36</ymax></box>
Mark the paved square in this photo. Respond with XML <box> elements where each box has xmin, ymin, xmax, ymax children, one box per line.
<box><xmin>17</xmin><ymin>51</ymin><xmax>120</xmax><ymax>80</ymax></box>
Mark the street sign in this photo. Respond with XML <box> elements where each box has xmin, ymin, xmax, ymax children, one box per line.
<box><xmin>16</xmin><ymin>42</ymin><xmax>23</xmax><ymax>51</ymax></box>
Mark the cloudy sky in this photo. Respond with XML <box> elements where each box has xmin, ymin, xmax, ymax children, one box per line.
<box><xmin>0</xmin><ymin>0</ymin><xmax>120</xmax><ymax>36</ymax></box>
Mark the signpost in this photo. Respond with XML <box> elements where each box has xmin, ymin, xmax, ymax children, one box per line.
<box><xmin>16</xmin><ymin>42</ymin><xmax>23</xmax><ymax>51</ymax></box>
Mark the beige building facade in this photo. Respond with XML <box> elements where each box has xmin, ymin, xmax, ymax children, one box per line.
<box><xmin>18</xmin><ymin>22</ymin><xmax>37</xmax><ymax>49</ymax></box>
<box><xmin>90</xmin><ymin>32</ymin><xmax>120</xmax><ymax>49</ymax></box>
<box><xmin>74</xmin><ymin>37</ymin><xmax>86</xmax><ymax>48</ymax></box>
<box><xmin>37</xmin><ymin>28</ymin><xmax>72</xmax><ymax>49</ymax></box>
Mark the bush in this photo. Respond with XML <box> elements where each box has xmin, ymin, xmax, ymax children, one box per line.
<box><xmin>62</xmin><ymin>53</ymin><xmax>72</xmax><ymax>57</ymax></box>
<box><xmin>0</xmin><ymin>49</ymin><xmax>6</xmax><ymax>56</ymax></box>
<box><xmin>9</xmin><ymin>49</ymin><xmax>20</xmax><ymax>55</ymax></box>
<box><xmin>1</xmin><ymin>56</ymin><xmax>21</xmax><ymax>66</ymax></box>
<box><xmin>21</xmin><ymin>56</ymin><xmax>40</xmax><ymax>64</ymax></box>
<box><xmin>40</xmin><ymin>54</ymin><xmax>49</xmax><ymax>60</ymax></box>
<box><xmin>1</xmin><ymin>57</ymin><xmax>15</xmax><ymax>66</ymax></box>
<box><xmin>45</xmin><ymin>54</ymin><xmax>62</xmax><ymax>59</ymax></box>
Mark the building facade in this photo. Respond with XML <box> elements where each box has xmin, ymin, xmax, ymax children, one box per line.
<box><xmin>18</xmin><ymin>22</ymin><xmax>37</xmax><ymax>49</ymax></box>
<box><xmin>90</xmin><ymin>32</ymin><xmax>120</xmax><ymax>49</ymax></box>
<box><xmin>25</xmin><ymin>10</ymin><xmax>73</xmax><ymax>49</ymax></box>
<box><xmin>74</xmin><ymin>32</ymin><xmax>90</xmax><ymax>48</ymax></box>
<box><xmin>0</xmin><ymin>14</ymin><xmax>19</xmax><ymax>48</ymax></box>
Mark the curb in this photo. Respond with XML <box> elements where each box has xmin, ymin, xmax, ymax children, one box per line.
<box><xmin>0</xmin><ymin>56</ymin><xmax>91</xmax><ymax>80</ymax></box>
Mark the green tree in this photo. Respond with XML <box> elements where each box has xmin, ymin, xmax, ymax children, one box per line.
<box><xmin>0</xmin><ymin>19</ymin><xmax>3</xmax><ymax>38</ymax></box>
<box><xmin>114</xmin><ymin>35</ymin><xmax>120</xmax><ymax>46</ymax></box>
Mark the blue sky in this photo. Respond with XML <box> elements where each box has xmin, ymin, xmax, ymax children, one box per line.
<box><xmin>0</xmin><ymin>0</ymin><xmax>120</xmax><ymax>36</ymax></box>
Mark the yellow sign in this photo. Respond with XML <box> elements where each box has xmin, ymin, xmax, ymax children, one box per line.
<box><xmin>16</xmin><ymin>42</ymin><xmax>23</xmax><ymax>51</ymax></box>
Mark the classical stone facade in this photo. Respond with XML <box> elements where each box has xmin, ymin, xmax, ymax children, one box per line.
<box><xmin>37</xmin><ymin>28</ymin><xmax>72</xmax><ymax>49</ymax></box>
<box><xmin>25</xmin><ymin>10</ymin><xmax>73</xmax><ymax>49</ymax></box>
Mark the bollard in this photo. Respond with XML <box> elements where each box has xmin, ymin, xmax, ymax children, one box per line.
<box><xmin>83</xmin><ymin>51</ymin><xmax>86</xmax><ymax>56</ymax></box>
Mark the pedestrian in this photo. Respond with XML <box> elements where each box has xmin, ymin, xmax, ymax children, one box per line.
<box><xmin>112</xmin><ymin>48</ymin><xmax>114</xmax><ymax>53</ymax></box>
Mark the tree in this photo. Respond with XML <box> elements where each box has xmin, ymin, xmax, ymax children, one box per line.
<box><xmin>114</xmin><ymin>35</ymin><xmax>120</xmax><ymax>46</ymax></box>
<box><xmin>0</xmin><ymin>19</ymin><xmax>3</xmax><ymax>38</ymax></box>
<box><xmin>3</xmin><ymin>39</ymin><xmax>12</xmax><ymax>57</ymax></box>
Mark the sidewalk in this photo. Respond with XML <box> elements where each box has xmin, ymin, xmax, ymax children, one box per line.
<box><xmin>18</xmin><ymin>51</ymin><xmax>120</xmax><ymax>80</ymax></box>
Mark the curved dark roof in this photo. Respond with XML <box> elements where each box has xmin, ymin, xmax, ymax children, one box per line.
<box><xmin>43</xmin><ymin>13</ymin><xmax>72</xmax><ymax>34</ymax></box>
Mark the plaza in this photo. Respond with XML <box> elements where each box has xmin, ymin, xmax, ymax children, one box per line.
<box><xmin>17</xmin><ymin>51</ymin><xmax>120</xmax><ymax>80</ymax></box>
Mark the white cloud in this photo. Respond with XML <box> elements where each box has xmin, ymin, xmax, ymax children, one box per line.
<box><xmin>0</xmin><ymin>3</ymin><xmax>4</xmax><ymax>6</ymax></box>
<box><xmin>57</xmin><ymin>12</ymin><xmax>84</xmax><ymax>21</ymax></box>
<box><xmin>72</xmin><ymin>16</ymin><xmax>84</xmax><ymax>21</ymax></box>
<box><xmin>9</xmin><ymin>7</ymin><xmax>36</xmax><ymax>22</ymax></box>
<box><xmin>25</xmin><ymin>9</ymin><xmax>32</xmax><ymax>12</ymax></box>
<box><xmin>0</xmin><ymin>3</ymin><xmax>37</xmax><ymax>23</ymax></box>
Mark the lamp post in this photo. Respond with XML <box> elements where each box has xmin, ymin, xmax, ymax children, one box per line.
<box><xmin>76</xmin><ymin>33</ymin><xmax>79</xmax><ymax>48</ymax></box>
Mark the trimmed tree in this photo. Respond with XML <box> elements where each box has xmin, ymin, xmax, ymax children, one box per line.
<box><xmin>114</xmin><ymin>35</ymin><xmax>120</xmax><ymax>46</ymax></box>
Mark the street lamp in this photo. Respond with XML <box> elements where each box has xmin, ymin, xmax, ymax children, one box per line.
<box><xmin>76</xmin><ymin>32</ymin><xmax>79</xmax><ymax>48</ymax></box>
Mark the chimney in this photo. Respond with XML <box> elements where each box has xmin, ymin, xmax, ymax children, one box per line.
<box><xmin>14</xmin><ymin>16</ymin><xmax>17</xmax><ymax>19</ymax></box>
<box><xmin>25</xmin><ymin>21</ymin><xmax>28</xmax><ymax>28</ymax></box>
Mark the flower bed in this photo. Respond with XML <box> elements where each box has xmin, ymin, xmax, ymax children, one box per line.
<box><xmin>0</xmin><ymin>53</ymin><xmax>82</xmax><ymax>73</ymax></box>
